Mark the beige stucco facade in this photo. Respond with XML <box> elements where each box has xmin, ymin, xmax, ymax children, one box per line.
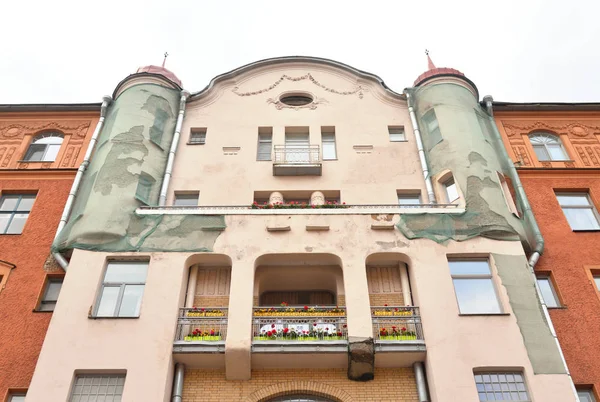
<box><xmin>26</xmin><ymin>58</ymin><xmax>575</xmax><ymax>401</ymax></box>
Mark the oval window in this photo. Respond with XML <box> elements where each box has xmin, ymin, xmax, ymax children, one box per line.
<box><xmin>280</xmin><ymin>94</ymin><xmax>313</xmax><ymax>106</ymax></box>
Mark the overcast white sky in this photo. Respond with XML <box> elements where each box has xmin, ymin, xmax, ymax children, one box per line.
<box><xmin>1</xmin><ymin>0</ymin><xmax>598</xmax><ymax>104</ymax></box>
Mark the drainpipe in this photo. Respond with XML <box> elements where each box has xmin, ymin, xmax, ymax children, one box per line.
<box><xmin>405</xmin><ymin>90</ymin><xmax>436</xmax><ymax>204</ymax></box>
<box><xmin>171</xmin><ymin>363</ymin><xmax>185</xmax><ymax>402</ymax></box>
<box><xmin>413</xmin><ymin>362</ymin><xmax>430</xmax><ymax>401</ymax></box>
<box><xmin>484</xmin><ymin>96</ymin><xmax>579</xmax><ymax>402</ymax></box>
<box><xmin>52</xmin><ymin>95</ymin><xmax>112</xmax><ymax>270</ymax></box>
<box><xmin>159</xmin><ymin>90</ymin><xmax>190</xmax><ymax>207</ymax></box>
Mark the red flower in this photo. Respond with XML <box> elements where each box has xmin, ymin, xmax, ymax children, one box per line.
<box><xmin>392</xmin><ymin>326</ymin><xmax>397</xmax><ymax>329</ymax></box>
<box><xmin>313</xmin><ymin>323</ymin><xmax>317</xmax><ymax>327</ymax></box>
<box><xmin>401</xmin><ymin>327</ymin><xmax>407</xmax><ymax>332</ymax></box>
<box><xmin>325</xmin><ymin>327</ymin><xmax>329</xmax><ymax>331</ymax></box>
<box><xmin>266</xmin><ymin>331</ymin><xmax>272</xmax><ymax>336</ymax></box>
<box><xmin>337</xmin><ymin>332</ymin><xmax>343</xmax><ymax>337</ymax></box>
<box><xmin>283</xmin><ymin>328</ymin><xmax>289</xmax><ymax>334</ymax></box>
<box><xmin>304</xmin><ymin>306</ymin><xmax>308</xmax><ymax>310</ymax></box>
<box><xmin>210</xmin><ymin>329</ymin><xmax>215</xmax><ymax>335</ymax></box>
<box><xmin>394</xmin><ymin>308</ymin><xmax>398</xmax><ymax>312</ymax></box>
<box><xmin>343</xmin><ymin>324</ymin><xmax>347</xmax><ymax>328</ymax></box>
<box><xmin>271</xmin><ymin>323</ymin><xmax>275</xmax><ymax>328</ymax></box>
<box><xmin>201</xmin><ymin>308</ymin><xmax>205</xmax><ymax>312</ymax></box>
<box><xmin>384</xmin><ymin>304</ymin><xmax>388</xmax><ymax>307</ymax></box>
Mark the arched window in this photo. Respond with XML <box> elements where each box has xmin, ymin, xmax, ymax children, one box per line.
<box><xmin>529</xmin><ymin>133</ymin><xmax>568</xmax><ymax>161</ymax></box>
<box><xmin>266</xmin><ymin>395</ymin><xmax>335</xmax><ymax>402</ymax></box>
<box><xmin>24</xmin><ymin>132</ymin><xmax>64</xmax><ymax>162</ymax></box>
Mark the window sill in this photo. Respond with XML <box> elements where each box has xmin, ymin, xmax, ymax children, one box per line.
<box><xmin>323</xmin><ymin>158</ymin><xmax>338</xmax><ymax>161</ymax></box>
<box><xmin>390</xmin><ymin>140</ymin><xmax>408</xmax><ymax>143</ymax></box>
<box><xmin>458</xmin><ymin>313</ymin><xmax>510</xmax><ymax>317</ymax></box>
<box><xmin>0</xmin><ymin>233</ymin><xmax>22</xmax><ymax>236</ymax></box>
<box><xmin>257</xmin><ymin>159</ymin><xmax>272</xmax><ymax>162</ymax></box>
<box><xmin>187</xmin><ymin>142</ymin><xmax>205</xmax><ymax>146</ymax></box>
<box><xmin>32</xmin><ymin>309</ymin><xmax>54</xmax><ymax>313</ymax></box>
<box><xmin>89</xmin><ymin>315</ymin><xmax>140</xmax><ymax>319</ymax></box>
<box><xmin>547</xmin><ymin>306</ymin><xmax>567</xmax><ymax>310</ymax></box>
<box><xmin>17</xmin><ymin>160</ymin><xmax>56</xmax><ymax>163</ymax></box>
<box><xmin>572</xmin><ymin>229</ymin><xmax>600</xmax><ymax>233</ymax></box>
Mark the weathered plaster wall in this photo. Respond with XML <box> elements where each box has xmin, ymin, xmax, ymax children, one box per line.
<box><xmin>0</xmin><ymin>172</ymin><xmax>74</xmax><ymax>400</ymax></box>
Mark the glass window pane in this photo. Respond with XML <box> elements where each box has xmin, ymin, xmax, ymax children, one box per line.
<box><xmin>322</xmin><ymin>142</ymin><xmax>336</xmax><ymax>160</ymax></box>
<box><xmin>104</xmin><ymin>262</ymin><xmax>148</xmax><ymax>283</ymax></box>
<box><xmin>449</xmin><ymin>260</ymin><xmax>491</xmax><ymax>275</ymax></box>
<box><xmin>9</xmin><ymin>396</ymin><xmax>26</xmax><ymax>402</ymax></box>
<box><xmin>547</xmin><ymin>144</ymin><xmax>567</xmax><ymax>160</ymax></box>
<box><xmin>17</xmin><ymin>195</ymin><xmax>36</xmax><ymax>211</ymax></box>
<box><xmin>257</xmin><ymin>142</ymin><xmax>272</xmax><ymax>160</ymax></box>
<box><xmin>25</xmin><ymin>144</ymin><xmax>46</xmax><ymax>161</ymax></box>
<box><xmin>6</xmin><ymin>213</ymin><xmax>29</xmax><ymax>234</ymax></box>
<box><xmin>118</xmin><ymin>284</ymin><xmax>145</xmax><ymax>317</ymax></box>
<box><xmin>556</xmin><ymin>194</ymin><xmax>590</xmax><ymax>206</ymax></box>
<box><xmin>0</xmin><ymin>214</ymin><xmax>10</xmax><ymax>233</ymax></box>
<box><xmin>594</xmin><ymin>276</ymin><xmax>600</xmax><ymax>291</ymax></box>
<box><xmin>445</xmin><ymin>181</ymin><xmax>459</xmax><ymax>202</ymax></box>
<box><xmin>398</xmin><ymin>195</ymin><xmax>421</xmax><ymax>205</ymax></box>
<box><xmin>0</xmin><ymin>196</ymin><xmax>19</xmax><ymax>211</ymax></box>
<box><xmin>173</xmin><ymin>194</ymin><xmax>199</xmax><ymax>206</ymax></box>
<box><xmin>39</xmin><ymin>301</ymin><xmax>56</xmax><ymax>311</ymax></box>
<box><xmin>45</xmin><ymin>279</ymin><xmax>63</xmax><ymax>301</ymax></box>
<box><xmin>533</xmin><ymin>145</ymin><xmax>550</xmax><ymax>161</ymax></box>
<box><xmin>43</xmin><ymin>144</ymin><xmax>61</xmax><ymax>161</ymax></box>
<box><xmin>35</xmin><ymin>135</ymin><xmax>63</xmax><ymax>144</ymax></box>
<box><xmin>577</xmin><ymin>390</ymin><xmax>596</xmax><ymax>402</ymax></box>
<box><xmin>537</xmin><ymin>278</ymin><xmax>559</xmax><ymax>308</ymax></box>
<box><xmin>563</xmin><ymin>208</ymin><xmax>600</xmax><ymax>230</ymax></box>
<box><xmin>389</xmin><ymin>127</ymin><xmax>405</xmax><ymax>142</ymax></box>
<box><xmin>97</xmin><ymin>286</ymin><xmax>120</xmax><ymax>316</ymax></box>
<box><xmin>453</xmin><ymin>278</ymin><xmax>501</xmax><ymax>314</ymax></box>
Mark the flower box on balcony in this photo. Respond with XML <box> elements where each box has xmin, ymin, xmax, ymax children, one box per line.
<box><xmin>185</xmin><ymin>310</ymin><xmax>225</xmax><ymax>317</ymax></box>
<box><xmin>378</xmin><ymin>335</ymin><xmax>417</xmax><ymax>341</ymax></box>
<box><xmin>253</xmin><ymin>311</ymin><xmax>345</xmax><ymax>317</ymax></box>
<box><xmin>184</xmin><ymin>335</ymin><xmax>223</xmax><ymax>342</ymax></box>
<box><xmin>372</xmin><ymin>310</ymin><xmax>413</xmax><ymax>317</ymax></box>
<box><xmin>254</xmin><ymin>335</ymin><xmax>345</xmax><ymax>341</ymax></box>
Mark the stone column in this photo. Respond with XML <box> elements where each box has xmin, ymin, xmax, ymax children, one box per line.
<box><xmin>225</xmin><ymin>258</ymin><xmax>254</xmax><ymax>380</ymax></box>
<box><xmin>399</xmin><ymin>263</ymin><xmax>413</xmax><ymax>306</ymax></box>
<box><xmin>185</xmin><ymin>265</ymin><xmax>198</xmax><ymax>308</ymax></box>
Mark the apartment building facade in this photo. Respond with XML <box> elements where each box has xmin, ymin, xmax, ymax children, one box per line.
<box><xmin>23</xmin><ymin>58</ymin><xmax>576</xmax><ymax>401</ymax></box>
<box><xmin>493</xmin><ymin>103</ymin><xmax>600</xmax><ymax>402</ymax></box>
<box><xmin>0</xmin><ymin>105</ymin><xmax>99</xmax><ymax>401</ymax></box>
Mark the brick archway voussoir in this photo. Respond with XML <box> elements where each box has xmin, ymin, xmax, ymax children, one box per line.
<box><xmin>245</xmin><ymin>380</ymin><xmax>355</xmax><ymax>402</ymax></box>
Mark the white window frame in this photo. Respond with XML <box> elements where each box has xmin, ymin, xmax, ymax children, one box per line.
<box><xmin>321</xmin><ymin>131</ymin><xmax>337</xmax><ymax>160</ymax></box>
<box><xmin>0</xmin><ymin>194</ymin><xmax>36</xmax><ymax>234</ymax></box>
<box><xmin>8</xmin><ymin>394</ymin><xmax>27</xmax><ymax>402</ymax></box>
<box><xmin>388</xmin><ymin>126</ymin><xmax>406</xmax><ymax>142</ymax></box>
<box><xmin>189</xmin><ymin>128</ymin><xmax>207</xmax><ymax>145</ymax></box>
<box><xmin>449</xmin><ymin>259</ymin><xmax>502</xmax><ymax>315</ymax></box>
<box><xmin>556</xmin><ymin>192</ymin><xmax>600</xmax><ymax>231</ymax></box>
<box><xmin>70</xmin><ymin>374</ymin><xmax>125</xmax><ymax>401</ymax></box>
<box><xmin>474</xmin><ymin>371</ymin><xmax>530</xmax><ymax>401</ymax></box>
<box><xmin>397</xmin><ymin>192</ymin><xmax>421</xmax><ymax>207</ymax></box>
<box><xmin>577</xmin><ymin>389</ymin><xmax>597</xmax><ymax>402</ymax></box>
<box><xmin>536</xmin><ymin>275</ymin><xmax>560</xmax><ymax>308</ymax></box>
<box><xmin>443</xmin><ymin>177</ymin><xmax>459</xmax><ymax>203</ymax></box>
<box><xmin>257</xmin><ymin>129</ymin><xmax>273</xmax><ymax>161</ymax></box>
<box><xmin>23</xmin><ymin>132</ymin><xmax>64</xmax><ymax>162</ymax></box>
<box><xmin>94</xmin><ymin>261</ymin><xmax>148</xmax><ymax>318</ymax></box>
<box><xmin>529</xmin><ymin>133</ymin><xmax>568</xmax><ymax>161</ymax></box>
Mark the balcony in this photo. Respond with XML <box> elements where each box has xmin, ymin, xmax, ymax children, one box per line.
<box><xmin>371</xmin><ymin>306</ymin><xmax>426</xmax><ymax>367</ymax></box>
<box><xmin>173</xmin><ymin>307</ymin><xmax>227</xmax><ymax>367</ymax></box>
<box><xmin>273</xmin><ymin>145</ymin><xmax>322</xmax><ymax>176</ymax></box>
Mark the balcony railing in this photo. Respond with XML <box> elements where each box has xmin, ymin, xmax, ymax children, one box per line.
<box><xmin>174</xmin><ymin>307</ymin><xmax>228</xmax><ymax>342</ymax></box>
<box><xmin>371</xmin><ymin>306</ymin><xmax>424</xmax><ymax>341</ymax></box>
<box><xmin>252</xmin><ymin>306</ymin><xmax>347</xmax><ymax>342</ymax></box>
<box><xmin>273</xmin><ymin>145</ymin><xmax>322</xmax><ymax>176</ymax></box>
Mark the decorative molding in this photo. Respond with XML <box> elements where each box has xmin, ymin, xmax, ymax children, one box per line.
<box><xmin>503</xmin><ymin>120</ymin><xmax>600</xmax><ymax>137</ymax></box>
<box><xmin>0</xmin><ymin>120</ymin><xmax>91</xmax><ymax>139</ymax></box>
<box><xmin>353</xmin><ymin>145</ymin><xmax>373</xmax><ymax>154</ymax></box>
<box><xmin>266</xmin><ymin>96</ymin><xmax>328</xmax><ymax>110</ymax></box>
<box><xmin>222</xmin><ymin>146</ymin><xmax>240</xmax><ymax>155</ymax></box>
<box><xmin>232</xmin><ymin>73</ymin><xmax>367</xmax><ymax>99</ymax></box>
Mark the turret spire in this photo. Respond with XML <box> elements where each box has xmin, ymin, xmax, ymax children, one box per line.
<box><xmin>425</xmin><ymin>49</ymin><xmax>436</xmax><ymax>70</ymax></box>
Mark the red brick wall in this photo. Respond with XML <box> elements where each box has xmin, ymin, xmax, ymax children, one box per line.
<box><xmin>520</xmin><ymin>171</ymin><xmax>600</xmax><ymax>393</ymax></box>
<box><xmin>0</xmin><ymin>173</ymin><xmax>74</xmax><ymax>400</ymax></box>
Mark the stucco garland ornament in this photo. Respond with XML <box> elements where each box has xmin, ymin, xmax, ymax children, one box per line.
<box><xmin>232</xmin><ymin>73</ymin><xmax>366</xmax><ymax>98</ymax></box>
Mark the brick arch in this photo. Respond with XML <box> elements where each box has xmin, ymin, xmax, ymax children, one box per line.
<box><xmin>245</xmin><ymin>381</ymin><xmax>355</xmax><ymax>402</ymax></box>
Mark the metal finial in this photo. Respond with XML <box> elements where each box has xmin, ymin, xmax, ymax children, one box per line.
<box><xmin>162</xmin><ymin>52</ymin><xmax>169</xmax><ymax>68</ymax></box>
<box><xmin>425</xmin><ymin>49</ymin><xmax>429</xmax><ymax>56</ymax></box>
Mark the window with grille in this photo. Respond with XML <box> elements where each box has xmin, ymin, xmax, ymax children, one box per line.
<box><xmin>474</xmin><ymin>372</ymin><xmax>530</xmax><ymax>401</ymax></box>
<box><xmin>94</xmin><ymin>261</ymin><xmax>148</xmax><ymax>317</ymax></box>
<box><xmin>24</xmin><ymin>132</ymin><xmax>64</xmax><ymax>162</ymax></box>
<box><xmin>189</xmin><ymin>128</ymin><xmax>207</xmax><ymax>145</ymax></box>
<box><xmin>321</xmin><ymin>128</ymin><xmax>336</xmax><ymax>160</ymax></box>
<box><xmin>257</xmin><ymin>128</ymin><xmax>273</xmax><ymax>160</ymax></box>
<box><xmin>555</xmin><ymin>192</ymin><xmax>600</xmax><ymax>230</ymax></box>
<box><xmin>529</xmin><ymin>133</ymin><xmax>568</xmax><ymax>161</ymax></box>
<box><xmin>70</xmin><ymin>374</ymin><xmax>125</xmax><ymax>401</ymax></box>
<box><xmin>449</xmin><ymin>260</ymin><xmax>502</xmax><ymax>314</ymax></box>
<box><xmin>39</xmin><ymin>277</ymin><xmax>63</xmax><ymax>311</ymax></box>
<box><xmin>388</xmin><ymin>126</ymin><xmax>406</xmax><ymax>142</ymax></box>
<box><xmin>0</xmin><ymin>194</ymin><xmax>36</xmax><ymax>234</ymax></box>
